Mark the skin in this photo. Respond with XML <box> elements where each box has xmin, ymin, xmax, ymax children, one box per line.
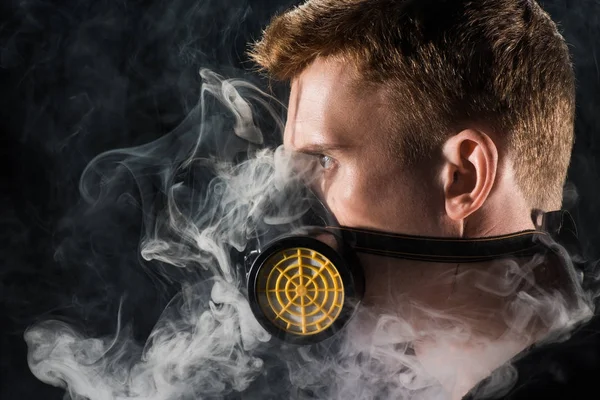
<box><xmin>283</xmin><ymin>57</ymin><xmax>544</xmax><ymax>399</ymax></box>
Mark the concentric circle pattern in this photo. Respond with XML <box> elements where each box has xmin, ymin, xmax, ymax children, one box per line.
<box><xmin>256</xmin><ymin>247</ymin><xmax>344</xmax><ymax>336</ymax></box>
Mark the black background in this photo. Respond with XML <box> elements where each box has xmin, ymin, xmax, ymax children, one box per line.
<box><xmin>1</xmin><ymin>0</ymin><xmax>600</xmax><ymax>398</ymax></box>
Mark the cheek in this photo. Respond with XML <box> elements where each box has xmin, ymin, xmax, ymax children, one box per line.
<box><xmin>324</xmin><ymin>166</ymin><xmax>380</xmax><ymax>227</ymax></box>
<box><xmin>321</xmin><ymin>155</ymin><xmax>442</xmax><ymax>235</ymax></box>
<box><xmin>325</xmin><ymin>163</ymin><xmax>416</xmax><ymax>230</ymax></box>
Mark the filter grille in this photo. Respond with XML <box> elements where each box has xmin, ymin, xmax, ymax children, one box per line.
<box><xmin>256</xmin><ymin>247</ymin><xmax>344</xmax><ymax>335</ymax></box>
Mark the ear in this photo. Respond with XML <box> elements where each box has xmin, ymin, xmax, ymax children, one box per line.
<box><xmin>441</xmin><ymin>129</ymin><xmax>498</xmax><ymax>221</ymax></box>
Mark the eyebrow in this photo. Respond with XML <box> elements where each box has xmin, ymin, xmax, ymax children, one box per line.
<box><xmin>293</xmin><ymin>143</ymin><xmax>351</xmax><ymax>155</ymax></box>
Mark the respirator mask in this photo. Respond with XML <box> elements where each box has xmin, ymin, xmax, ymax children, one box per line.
<box><xmin>239</xmin><ymin>158</ymin><xmax>582</xmax><ymax>345</ymax></box>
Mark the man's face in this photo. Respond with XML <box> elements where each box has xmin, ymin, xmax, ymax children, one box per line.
<box><xmin>282</xmin><ymin>58</ymin><xmax>541</xmax><ymax>391</ymax></box>
<box><xmin>283</xmin><ymin>57</ymin><xmax>467</xmax><ymax>315</ymax></box>
<box><xmin>284</xmin><ymin>57</ymin><xmax>447</xmax><ymax>237</ymax></box>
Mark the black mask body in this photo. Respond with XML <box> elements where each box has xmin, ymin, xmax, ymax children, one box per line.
<box><xmin>242</xmin><ymin>188</ymin><xmax>583</xmax><ymax>345</ymax></box>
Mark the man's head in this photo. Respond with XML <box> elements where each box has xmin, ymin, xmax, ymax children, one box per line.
<box><xmin>250</xmin><ymin>2</ymin><xmax>577</xmax><ymax>395</ymax></box>
<box><xmin>250</xmin><ymin>0</ymin><xmax>575</xmax><ymax>236</ymax></box>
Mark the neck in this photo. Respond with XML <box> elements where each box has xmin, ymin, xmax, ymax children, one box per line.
<box><xmin>461</xmin><ymin>170</ymin><xmax>536</xmax><ymax>238</ymax></box>
<box><xmin>361</xmin><ymin>253</ymin><xmax>544</xmax><ymax>398</ymax></box>
<box><xmin>360</xmin><ymin>182</ymin><xmax>552</xmax><ymax>398</ymax></box>
<box><xmin>414</xmin><ymin>325</ymin><xmax>535</xmax><ymax>400</ymax></box>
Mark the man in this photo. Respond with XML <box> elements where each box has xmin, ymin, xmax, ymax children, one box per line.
<box><xmin>249</xmin><ymin>0</ymin><xmax>593</xmax><ymax>399</ymax></box>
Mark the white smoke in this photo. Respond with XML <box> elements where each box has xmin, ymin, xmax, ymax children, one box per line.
<box><xmin>24</xmin><ymin>69</ymin><xmax>595</xmax><ymax>400</ymax></box>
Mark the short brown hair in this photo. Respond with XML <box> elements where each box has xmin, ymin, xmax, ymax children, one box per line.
<box><xmin>249</xmin><ymin>0</ymin><xmax>575</xmax><ymax>211</ymax></box>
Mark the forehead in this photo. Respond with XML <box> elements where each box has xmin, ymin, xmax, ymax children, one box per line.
<box><xmin>284</xmin><ymin>58</ymin><xmax>391</xmax><ymax>151</ymax></box>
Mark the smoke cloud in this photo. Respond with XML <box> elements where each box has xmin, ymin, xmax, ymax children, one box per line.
<box><xmin>23</xmin><ymin>68</ymin><xmax>595</xmax><ymax>400</ymax></box>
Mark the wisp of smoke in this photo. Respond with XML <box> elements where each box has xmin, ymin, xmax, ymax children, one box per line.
<box><xmin>24</xmin><ymin>69</ymin><xmax>595</xmax><ymax>400</ymax></box>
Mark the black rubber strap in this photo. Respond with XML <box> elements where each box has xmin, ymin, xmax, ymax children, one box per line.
<box><xmin>328</xmin><ymin>226</ymin><xmax>549</xmax><ymax>263</ymax></box>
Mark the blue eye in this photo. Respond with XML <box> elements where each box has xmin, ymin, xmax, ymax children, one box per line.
<box><xmin>319</xmin><ymin>155</ymin><xmax>335</xmax><ymax>169</ymax></box>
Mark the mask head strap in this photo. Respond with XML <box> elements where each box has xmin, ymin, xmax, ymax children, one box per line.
<box><xmin>328</xmin><ymin>226</ymin><xmax>548</xmax><ymax>263</ymax></box>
